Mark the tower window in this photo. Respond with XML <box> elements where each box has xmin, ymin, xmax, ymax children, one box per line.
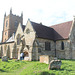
<box><xmin>5</xmin><ymin>32</ymin><xmax>7</xmax><ymax>35</ymax></box>
<box><xmin>15</xmin><ymin>20</ymin><xmax>18</xmax><ymax>27</ymax></box>
<box><xmin>61</xmin><ymin>41</ymin><xmax>64</xmax><ymax>50</ymax></box>
<box><xmin>6</xmin><ymin>20</ymin><xmax>8</xmax><ymax>27</ymax></box>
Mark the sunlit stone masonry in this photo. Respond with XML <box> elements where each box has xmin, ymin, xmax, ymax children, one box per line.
<box><xmin>0</xmin><ymin>9</ymin><xmax>75</xmax><ymax>61</ymax></box>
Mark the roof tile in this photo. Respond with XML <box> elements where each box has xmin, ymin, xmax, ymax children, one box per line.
<box><xmin>51</xmin><ymin>21</ymin><xmax>72</xmax><ymax>40</ymax></box>
<box><xmin>31</xmin><ymin>21</ymin><xmax>54</xmax><ymax>40</ymax></box>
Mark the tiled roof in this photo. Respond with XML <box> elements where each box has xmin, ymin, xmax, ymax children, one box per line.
<box><xmin>51</xmin><ymin>21</ymin><xmax>72</xmax><ymax>40</ymax></box>
<box><xmin>31</xmin><ymin>20</ymin><xmax>72</xmax><ymax>40</ymax></box>
<box><xmin>31</xmin><ymin>21</ymin><xmax>54</xmax><ymax>40</ymax></box>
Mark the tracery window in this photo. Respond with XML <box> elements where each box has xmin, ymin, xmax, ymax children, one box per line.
<box><xmin>26</xmin><ymin>28</ymin><xmax>30</xmax><ymax>34</ymax></box>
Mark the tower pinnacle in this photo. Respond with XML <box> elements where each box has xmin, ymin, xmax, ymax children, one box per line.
<box><xmin>10</xmin><ymin>8</ymin><xmax>12</xmax><ymax>14</ymax></box>
<box><xmin>21</xmin><ymin>12</ymin><xmax>23</xmax><ymax>18</ymax></box>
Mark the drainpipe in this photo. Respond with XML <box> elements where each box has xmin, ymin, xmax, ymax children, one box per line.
<box><xmin>54</xmin><ymin>41</ymin><xmax>56</xmax><ymax>57</ymax></box>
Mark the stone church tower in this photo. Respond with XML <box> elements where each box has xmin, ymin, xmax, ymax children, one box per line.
<box><xmin>2</xmin><ymin>9</ymin><xmax>23</xmax><ymax>42</ymax></box>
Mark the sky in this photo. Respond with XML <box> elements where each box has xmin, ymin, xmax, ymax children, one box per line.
<box><xmin>0</xmin><ymin>0</ymin><xmax>75</xmax><ymax>41</ymax></box>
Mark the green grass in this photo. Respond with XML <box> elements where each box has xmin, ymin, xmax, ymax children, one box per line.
<box><xmin>0</xmin><ymin>59</ymin><xmax>75</xmax><ymax>75</ymax></box>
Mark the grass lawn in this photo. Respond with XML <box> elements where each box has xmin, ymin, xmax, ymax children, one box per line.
<box><xmin>0</xmin><ymin>59</ymin><xmax>75</xmax><ymax>75</ymax></box>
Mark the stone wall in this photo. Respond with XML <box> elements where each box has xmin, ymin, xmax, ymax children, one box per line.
<box><xmin>23</xmin><ymin>20</ymin><xmax>36</xmax><ymax>61</ymax></box>
<box><xmin>34</xmin><ymin>38</ymin><xmax>55</xmax><ymax>60</ymax></box>
<box><xmin>0</xmin><ymin>42</ymin><xmax>14</xmax><ymax>58</ymax></box>
<box><xmin>1</xmin><ymin>18</ymin><xmax>75</xmax><ymax>60</ymax></box>
<box><xmin>2</xmin><ymin>16</ymin><xmax>10</xmax><ymax>42</ymax></box>
<box><xmin>0</xmin><ymin>42</ymin><xmax>23</xmax><ymax>59</ymax></box>
<box><xmin>23</xmin><ymin>20</ymin><xmax>55</xmax><ymax>60</ymax></box>
<box><xmin>2</xmin><ymin>12</ymin><xmax>23</xmax><ymax>42</ymax></box>
<box><xmin>24</xmin><ymin>20</ymin><xmax>36</xmax><ymax>46</ymax></box>
<box><xmin>68</xmin><ymin>20</ymin><xmax>75</xmax><ymax>59</ymax></box>
<box><xmin>14</xmin><ymin>23</ymin><xmax>24</xmax><ymax>44</ymax></box>
<box><xmin>56</xmin><ymin>40</ymin><xmax>72</xmax><ymax>59</ymax></box>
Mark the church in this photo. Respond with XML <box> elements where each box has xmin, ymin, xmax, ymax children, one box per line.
<box><xmin>0</xmin><ymin>9</ymin><xmax>75</xmax><ymax>61</ymax></box>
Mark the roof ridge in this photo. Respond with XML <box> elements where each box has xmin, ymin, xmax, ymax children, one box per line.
<box><xmin>30</xmin><ymin>21</ymin><xmax>54</xmax><ymax>40</ymax></box>
<box><xmin>30</xmin><ymin>21</ymin><xmax>52</xmax><ymax>29</ymax></box>
<box><xmin>50</xmin><ymin>20</ymin><xmax>72</xmax><ymax>27</ymax></box>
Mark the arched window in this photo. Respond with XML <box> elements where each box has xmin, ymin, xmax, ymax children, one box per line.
<box><xmin>45</xmin><ymin>42</ymin><xmax>51</xmax><ymax>51</ymax></box>
<box><xmin>26</xmin><ymin>28</ymin><xmax>30</xmax><ymax>34</ymax></box>
<box><xmin>17</xmin><ymin>34</ymin><xmax>21</xmax><ymax>45</ymax></box>
<box><xmin>24</xmin><ymin>51</ymin><xmax>29</xmax><ymax>57</ymax></box>
<box><xmin>15</xmin><ymin>20</ymin><xmax>18</xmax><ymax>27</ymax></box>
<box><xmin>61</xmin><ymin>41</ymin><xmax>64</xmax><ymax>50</ymax></box>
<box><xmin>6</xmin><ymin>20</ymin><xmax>8</xmax><ymax>27</ymax></box>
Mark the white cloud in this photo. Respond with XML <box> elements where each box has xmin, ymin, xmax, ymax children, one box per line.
<box><xmin>0</xmin><ymin>0</ymin><xmax>75</xmax><ymax>41</ymax></box>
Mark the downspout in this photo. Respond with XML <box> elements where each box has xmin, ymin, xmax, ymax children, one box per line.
<box><xmin>54</xmin><ymin>41</ymin><xmax>56</xmax><ymax>57</ymax></box>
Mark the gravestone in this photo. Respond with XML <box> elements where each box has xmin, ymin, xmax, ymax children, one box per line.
<box><xmin>48</xmin><ymin>60</ymin><xmax>62</xmax><ymax>70</ymax></box>
<box><xmin>2</xmin><ymin>56</ymin><xmax>8</xmax><ymax>61</ymax></box>
<box><xmin>40</xmin><ymin>55</ymin><xmax>55</xmax><ymax>64</ymax></box>
<box><xmin>15</xmin><ymin>59</ymin><xmax>20</xmax><ymax>62</ymax></box>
